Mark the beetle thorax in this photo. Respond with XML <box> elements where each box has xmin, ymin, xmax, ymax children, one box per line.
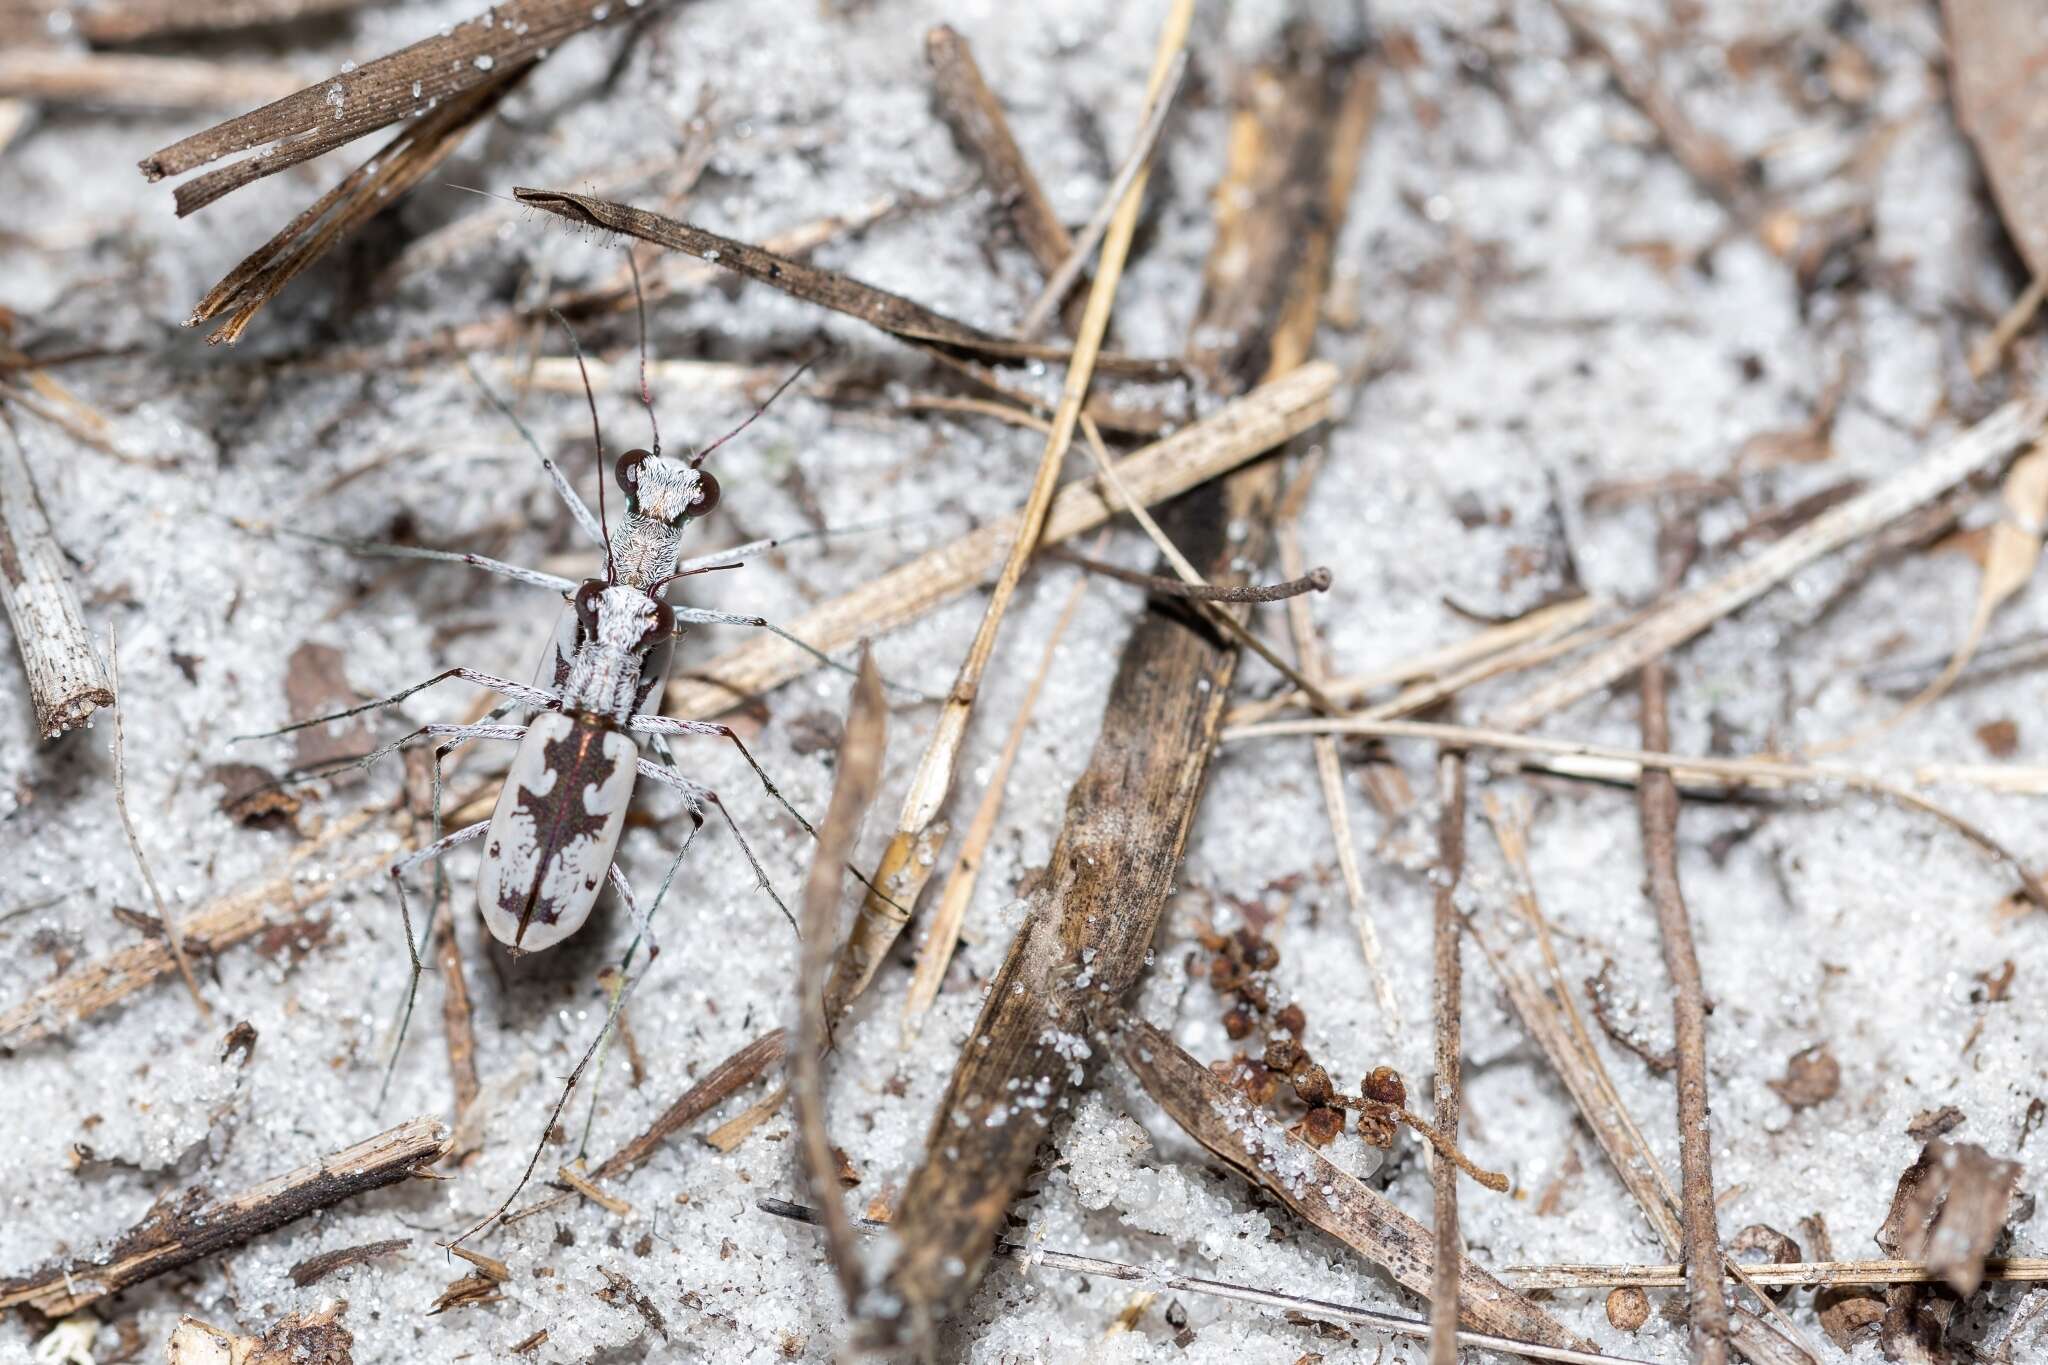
<box><xmin>561</xmin><ymin>586</ymin><xmax>661</xmax><ymax>720</ymax></box>
<box><xmin>611</xmin><ymin>513</ymin><xmax>682</xmax><ymax>591</ymax></box>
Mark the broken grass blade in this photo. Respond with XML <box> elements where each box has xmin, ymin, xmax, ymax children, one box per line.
<box><xmin>792</xmin><ymin>651</ymin><xmax>888</xmax><ymax>1313</ymax></box>
<box><xmin>1487</xmin><ymin>396</ymin><xmax>2048</xmax><ymax>731</ymax></box>
<box><xmin>664</xmin><ymin>360</ymin><xmax>1336</xmax><ymax>720</ymax></box>
<box><xmin>756</xmin><ymin>1197</ymin><xmax>1653</xmax><ymax>1365</ymax></box>
<box><xmin>1113</xmin><ymin>1018</ymin><xmax>1595</xmax><ymax>1354</ymax></box>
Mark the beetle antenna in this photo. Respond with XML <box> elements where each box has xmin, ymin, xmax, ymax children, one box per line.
<box><xmin>690</xmin><ymin>349</ymin><xmax>822</xmax><ymax>468</ymax></box>
<box><xmin>626</xmin><ymin>250</ymin><xmax>661</xmax><ymax>459</ymax></box>
<box><xmin>552</xmin><ymin>310</ymin><xmax>616</xmax><ymax>585</ymax></box>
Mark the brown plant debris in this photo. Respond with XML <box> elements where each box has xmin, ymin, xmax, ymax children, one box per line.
<box><xmin>76</xmin><ymin>0</ymin><xmax>377</xmax><ymax>44</ymax></box>
<box><xmin>139</xmin><ymin>0</ymin><xmax>650</xmax><ymax>212</ymax></box>
<box><xmin>758</xmin><ymin>1196</ymin><xmax>1637</xmax><ymax>1365</ymax></box>
<box><xmin>594</xmin><ymin>1266</ymin><xmax>668</xmax><ymax>1341</ymax></box>
<box><xmin>1766</xmin><ymin>1042</ymin><xmax>1842</xmax><ymax>1111</ymax></box>
<box><xmin>0</xmin><ymin>407</ymin><xmax>114</xmax><ymax>738</ymax></box>
<box><xmin>513</xmin><ymin>187</ymin><xmax>1178</xmax><ymax>381</ymax></box>
<box><xmin>1946</xmin><ymin>0</ymin><xmax>2048</xmax><ymax>278</ymax></box>
<box><xmin>664</xmin><ymin>360</ymin><xmax>1335</xmax><ymax>721</ymax></box>
<box><xmin>1584</xmin><ymin>959</ymin><xmax>1675</xmax><ymax>1073</ymax></box>
<box><xmin>0</xmin><ymin>50</ymin><xmax>307</xmax><ymax>110</ymax></box>
<box><xmin>505</xmin><ymin>1028</ymin><xmax>788</xmax><ymax>1225</ymax></box>
<box><xmin>1879</xmin><ymin>1139</ymin><xmax>2024</xmax><ymax>1297</ymax></box>
<box><xmin>166</xmin><ymin>1300</ymin><xmax>354</xmax><ymax>1365</ymax></box>
<box><xmin>868</xmin><ymin>22</ymin><xmax>1356</xmax><ymax>1346</ymax></box>
<box><xmin>1429</xmin><ymin>749</ymin><xmax>1467</xmax><ymax>1365</ymax></box>
<box><xmin>288</xmin><ymin>1238</ymin><xmax>410</xmax><ymax>1288</ymax></box>
<box><xmin>792</xmin><ymin>650</ymin><xmax>888</xmax><ymax>1314</ymax></box>
<box><xmin>1487</xmin><ymin>396</ymin><xmax>2048</xmax><ymax>732</ymax></box>
<box><xmin>924</xmin><ymin>23</ymin><xmax>1086</xmax><ymax>335</ymax></box>
<box><xmin>1115</xmin><ymin>1019</ymin><xmax>1594</xmax><ymax>1354</ymax></box>
<box><xmin>0</xmin><ymin>1116</ymin><xmax>448</xmax><ymax>1316</ymax></box>
<box><xmin>1638</xmin><ymin>660</ymin><xmax>1731</xmax><ymax>1365</ymax></box>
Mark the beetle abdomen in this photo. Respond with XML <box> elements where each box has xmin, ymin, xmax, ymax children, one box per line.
<box><xmin>476</xmin><ymin>712</ymin><xmax>638</xmax><ymax>952</ymax></box>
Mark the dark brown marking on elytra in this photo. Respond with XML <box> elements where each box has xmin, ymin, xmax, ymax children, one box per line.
<box><xmin>500</xmin><ymin>714</ymin><xmax>621</xmax><ymax>945</ymax></box>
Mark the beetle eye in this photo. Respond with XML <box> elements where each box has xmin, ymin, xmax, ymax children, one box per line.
<box><xmin>688</xmin><ymin>470</ymin><xmax>721</xmax><ymax>518</ymax></box>
<box><xmin>616</xmin><ymin>449</ymin><xmax>651</xmax><ymax>503</ymax></box>
<box><xmin>574</xmin><ymin>581</ymin><xmax>605</xmax><ymax>624</ymax></box>
<box><xmin>643</xmin><ymin>601</ymin><xmax>674</xmax><ymax>645</ymax></box>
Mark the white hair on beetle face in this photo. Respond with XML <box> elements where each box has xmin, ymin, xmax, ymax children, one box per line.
<box><xmin>616</xmin><ymin>447</ymin><xmax>720</xmax><ymax>526</ymax></box>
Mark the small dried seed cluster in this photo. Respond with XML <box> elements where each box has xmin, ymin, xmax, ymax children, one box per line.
<box><xmin>1196</xmin><ymin>925</ymin><xmax>1405</xmax><ymax>1149</ymax></box>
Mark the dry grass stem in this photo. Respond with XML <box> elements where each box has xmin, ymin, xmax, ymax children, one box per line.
<box><xmin>108</xmin><ymin>626</ymin><xmax>208</xmax><ymax>1020</ymax></box>
<box><xmin>0</xmin><ymin>50</ymin><xmax>306</xmax><ymax>109</ymax></box>
<box><xmin>664</xmin><ymin>360</ymin><xmax>1335</xmax><ymax>721</ymax></box>
<box><xmin>1429</xmin><ymin>749</ymin><xmax>1468</xmax><ymax>1365</ymax></box>
<box><xmin>0</xmin><ymin>1116</ymin><xmax>448</xmax><ymax>1315</ymax></box>
<box><xmin>1488</xmin><ymin>396</ymin><xmax>2048</xmax><ymax>731</ymax></box>
<box><xmin>1275</xmin><ymin>473</ymin><xmax>1399</xmax><ymax>1034</ymax></box>
<box><xmin>504</xmin><ymin>1028</ymin><xmax>787</xmax><ymax>1226</ymax></box>
<box><xmin>792</xmin><ymin>651</ymin><xmax>888</xmax><ymax>1312</ymax></box>
<box><xmin>554</xmin><ymin>1163</ymin><xmax>630</xmax><ymax>1218</ymax></box>
<box><xmin>1969</xmin><ymin>273</ymin><xmax>2048</xmax><ymax>378</ymax></box>
<box><xmin>901</xmin><ymin>558</ymin><xmax>1091</xmax><ymax>1041</ymax></box>
<box><xmin>1016</xmin><ymin>52</ymin><xmax>1190</xmax><ymax>338</ymax></box>
<box><xmin>513</xmin><ymin>187</ymin><xmax>1180</xmax><ymax>380</ymax></box>
<box><xmin>1115</xmin><ymin>1019</ymin><xmax>1595</xmax><ymax>1354</ymax></box>
<box><xmin>1506</xmin><ymin>1258</ymin><xmax>2048</xmax><ymax>1290</ymax></box>
<box><xmin>1223</xmin><ymin>713</ymin><xmax>2048</xmax><ymax>908</ymax></box>
<box><xmin>874</xmin><ymin>26</ymin><xmax>1371</xmax><ymax>1344</ymax></box>
<box><xmin>1046</xmin><ymin>542</ymin><xmax>1329</xmax><ymax>602</ymax></box>
<box><xmin>0</xmin><ymin>811</ymin><xmax>381</xmax><ymax>1046</ymax></box>
<box><xmin>1639</xmin><ymin>661</ymin><xmax>1731</xmax><ymax>1364</ymax></box>
<box><xmin>1226</xmin><ymin>594</ymin><xmax>1601</xmax><ymax>726</ymax></box>
<box><xmin>759</xmin><ymin>1195</ymin><xmax>1644</xmax><ymax>1365</ymax></box>
<box><xmin>924</xmin><ymin>24</ymin><xmax>1085</xmax><ymax>335</ymax></box>
<box><xmin>139</xmin><ymin>0</ymin><xmax>651</xmax><ymax>212</ymax></box>
<box><xmin>0</xmin><ymin>409</ymin><xmax>114</xmax><ymax>738</ymax></box>
<box><xmin>76</xmin><ymin>0</ymin><xmax>377</xmax><ymax>43</ymax></box>
<box><xmin>190</xmin><ymin>64</ymin><xmax>531</xmax><ymax>344</ymax></box>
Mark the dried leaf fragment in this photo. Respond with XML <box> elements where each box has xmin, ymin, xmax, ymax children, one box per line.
<box><xmin>167</xmin><ymin>1299</ymin><xmax>352</xmax><ymax>1365</ymax></box>
<box><xmin>1766</xmin><ymin>1042</ymin><xmax>1840</xmax><ymax>1110</ymax></box>
<box><xmin>1878</xmin><ymin>1139</ymin><xmax>2023</xmax><ymax>1296</ymax></box>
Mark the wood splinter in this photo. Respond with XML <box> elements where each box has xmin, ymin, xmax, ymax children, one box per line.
<box><xmin>0</xmin><ymin>1116</ymin><xmax>449</xmax><ymax>1317</ymax></box>
<box><xmin>0</xmin><ymin>409</ymin><xmax>113</xmax><ymax>739</ymax></box>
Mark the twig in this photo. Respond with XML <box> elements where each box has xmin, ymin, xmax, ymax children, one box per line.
<box><xmin>664</xmin><ymin>362</ymin><xmax>1335</xmax><ymax>720</ymax></box>
<box><xmin>189</xmin><ymin>63</ymin><xmax>532</xmax><ymax>344</ymax></box>
<box><xmin>288</xmin><ymin>1237</ymin><xmax>410</xmax><ymax>1287</ymax></box>
<box><xmin>107</xmin><ymin>625</ymin><xmax>208</xmax><ymax>1020</ymax></box>
<box><xmin>502</xmin><ymin>1028</ymin><xmax>787</xmax><ymax>1225</ymax></box>
<box><xmin>0</xmin><ymin>408</ymin><xmax>113</xmax><ymax>738</ymax></box>
<box><xmin>1016</xmin><ymin>51</ymin><xmax>1190</xmax><ymax>339</ymax></box>
<box><xmin>139</xmin><ymin>0</ymin><xmax>656</xmax><ymax>212</ymax></box>
<box><xmin>901</xmin><ymin>555</ymin><xmax>1092</xmax><ymax>1041</ymax></box>
<box><xmin>1114</xmin><ymin>1019</ymin><xmax>1594</xmax><ymax>1355</ymax></box>
<box><xmin>1072</xmin><ymin>413</ymin><xmax>1346</xmax><ymax>713</ymax></box>
<box><xmin>1045</xmin><ymin>543</ymin><xmax>1329</xmax><ymax>602</ymax></box>
<box><xmin>0</xmin><ymin>50</ymin><xmax>306</xmax><ymax>109</ymax></box>
<box><xmin>1506</xmin><ymin>1259</ymin><xmax>2048</xmax><ymax>1290</ymax></box>
<box><xmin>1970</xmin><ymin>274</ymin><xmax>2048</xmax><ymax>380</ymax></box>
<box><xmin>1488</xmin><ymin>397</ymin><xmax>2048</xmax><ymax>730</ymax></box>
<box><xmin>77</xmin><ymin>0</ymin><xmax>377</xmax><ymax>44</ymax></box>
<box><xmin>792</xmin><ymin>651</ymin><xmax>887</xmax><ymax>1314</ymax></box>
<box><xmin>1639</xmin><ymin>661</ymin><xmax>1730</xmax><ymax>1365</ymax></box>
<box><xmin>873</xmin><ymin>26</ymin><xmax>1369</xmax><ymax>1346</ymax></box>
<box><xmin>1275</xmin><ymin>464</ymin><xmax>1398</xmax><ymax>1034</ymax></box>
<box><xmin>513</xmin><ymin>188</ymin><xmax>1180</xmax><ymax>381</ymax></box>
<box><xmin>1226</xmin><ymin>593</ymin><xmax>1600</xmax><ymax>726</ymax></box>
<box><xmin>0</xmin><ymin>810</ymin><xmax>380</xmax><ymax>1047</ymax></box>
<box><xmin>1220</xmin><ymin>714</ymin><xmax>2048</xmax><ymax>909</ymax></box>
<box><xmin>924</xmin><ymin>24</ymin><xmax>1084</xmax><ymax>336</ymax></box>
<box><xmin>0</xmin><ymin>1116</ymin><xmax>448</xmax><ymax>1315</ymax></box>
<box><xmin>1430</xmin><ymin>750</ymin><xmax>1467</xmax><ymax>1365</ymax></box>
<box><xmin>555</xmin><ymin>1163</ymin><xmax>630</xmax><ymax>1217</ymax></box>
<box><xmin>760</xmin><ymin>1196</ymin><xmax>1646</xmax><ymax>1365</ymax></box>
